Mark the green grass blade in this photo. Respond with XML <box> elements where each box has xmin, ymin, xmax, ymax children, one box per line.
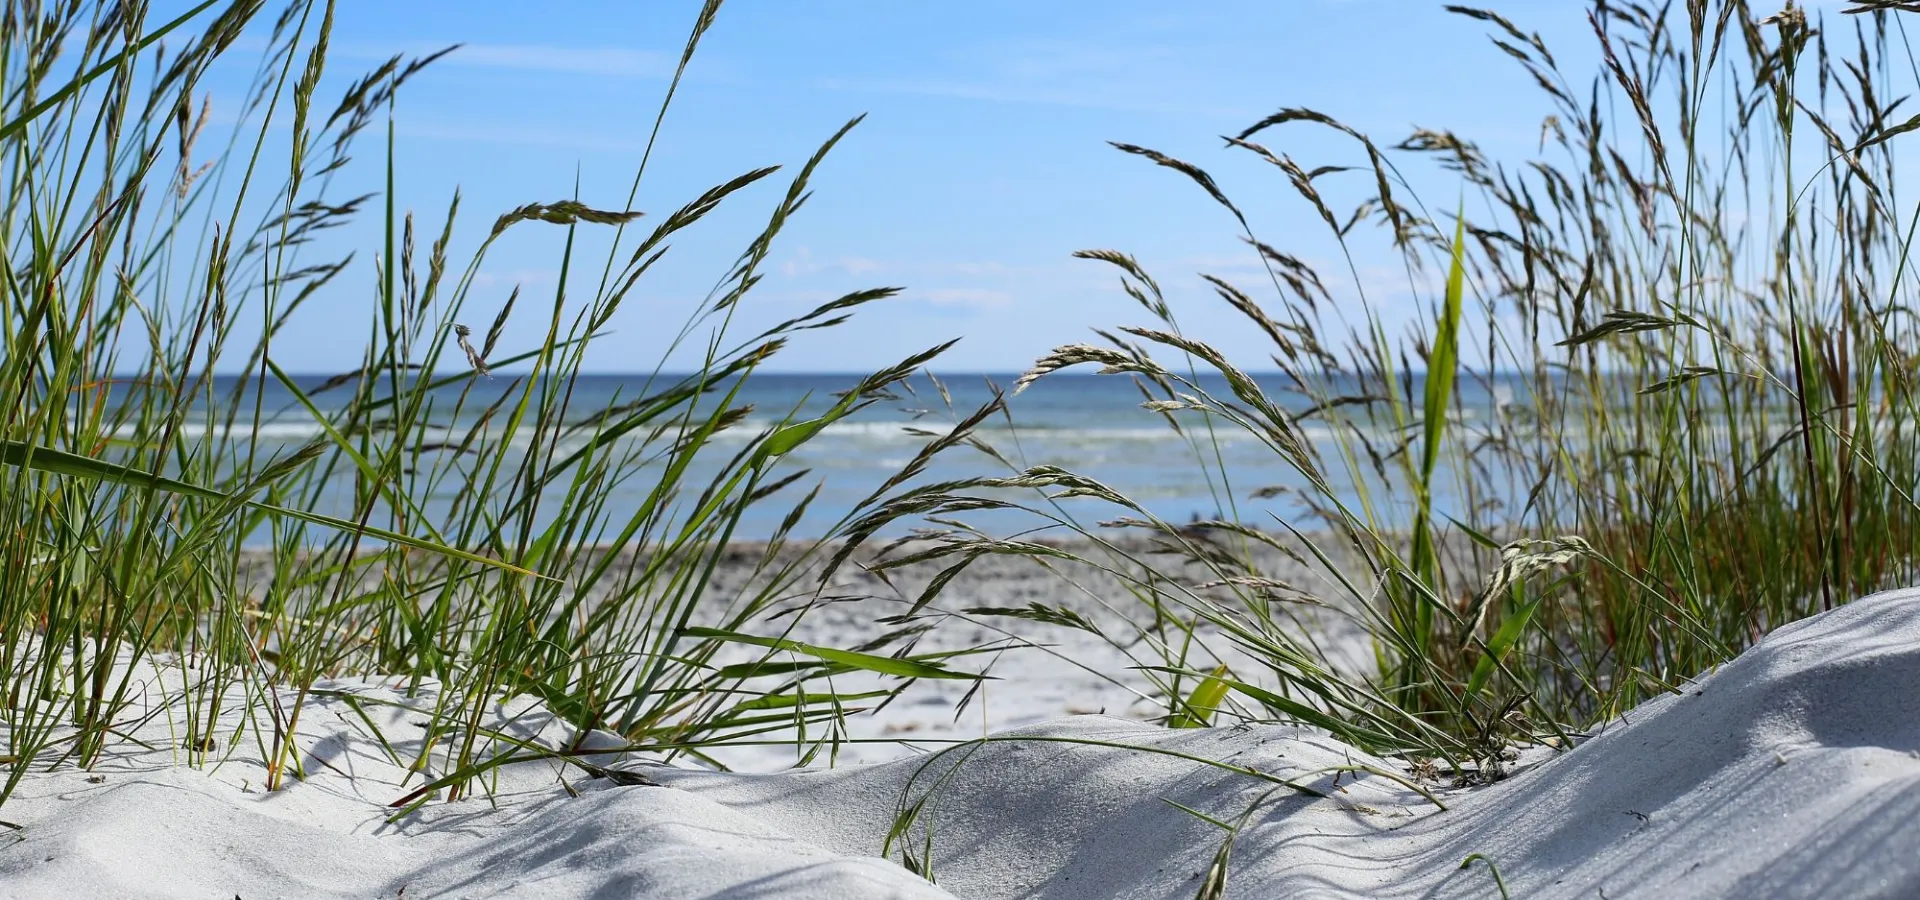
<box><xmin>1171</xmin><ymin>664</ymin><xmax>1232</xmax><ymax>728</ymax></box>
<box><xmin>1464</xmin><ymin>595</ymin><xmax>1540</xmax><ymax>703</ymax></box>
<box><xmin>1411</xmin><ymin>204</ymin><xmax>1469</xmax><ymax>590</ymax></box>
<box><xmin>0</xmin><ymin>0</ymin><xmax>222</xmax><ymax>144</ymax></box>
<box><xmin>681</xmin><ymin>626</ymin><xmax>986</xmax><ymax>681</ymax></box>
<box><xmin>0</xmin><ymin>439</ymin><xmax>543</xmax><ymax>579</ymax></box>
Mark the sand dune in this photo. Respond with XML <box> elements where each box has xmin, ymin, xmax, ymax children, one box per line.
<box><xmin>2</xmin><ymin>588</ymin><xmax>1916</xmax><ymax>898</ymax></box>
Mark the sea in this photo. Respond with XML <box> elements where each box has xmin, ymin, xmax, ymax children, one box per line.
<box><xmin>142</xmin><ymin>371</ymin><xmax>1538</xmax><ymax>545</ymax></box>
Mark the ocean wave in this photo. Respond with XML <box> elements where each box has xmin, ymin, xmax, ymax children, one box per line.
<box><xmin>115</xmin><ymin>410</ymin><xmax>1862</xmax><ymax>461</ymax></box>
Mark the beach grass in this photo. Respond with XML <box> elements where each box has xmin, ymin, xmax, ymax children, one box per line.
<box><xmin>850</xmin><ymin>0</ymin><xmax>1920</xmax><ymax>775</ymax></box>
<box><xmin>0</xmin><ymin>0</ymin><xmax>984</xmax><ymax>806</ymax></box>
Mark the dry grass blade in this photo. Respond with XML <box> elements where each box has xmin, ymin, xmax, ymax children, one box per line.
<box><xmin>490</xmin><ymin>200</ymin><xmax>643</xmax><ymax>237</ymax></box>
<box><xmin>1109</xmin><ymin>142</ymin><xmax>1250</xmax><ymax>228</ymax></box>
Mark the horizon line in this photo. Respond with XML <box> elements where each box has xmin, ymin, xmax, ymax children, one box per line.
<box><xmin>184</xmin><ymin>368</ymin><xmax>1564</xmax><ymax>378</ymax></box>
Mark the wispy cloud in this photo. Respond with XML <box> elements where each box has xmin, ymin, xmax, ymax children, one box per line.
<box><xmin>934</xmin><ymin>260</ymin><xmax>1015</xmax><ymax>277</ymax></box>
<box><xmin>779</xmin><ymin>247</ymin><xmax>886</xmax><ymax>278</ymax></box>
<box><xmin>920</xmin><ymin>287</ymin><xmax>1012</xmax><ymax>309</ymax></box>
<box><xmin>440</xmin><ymin>43</ymin><xmax>672</xmax><ymax>78</ymax></box>
<box><xmin>195</xmin><ymin>104</ymin><xmax>649</xmax><ymax>154</ymax></box>
<box><xmin>213</xmin><ymin>41</ymin><xmax>672</xmax><ymax>152</ymax></box>
<box><xmin>329</xmin><ymin>42</ymin><xmax>673</xmax><ymax>79</ymax></box>
<box><xmin>772</xmin><ymin>253</ymin><xmax>1126</xmax><ymax>314</ymax></box>
<box><xmin>396</xmin><ymin>120</ymin><xmax>649</xmax><ymax>153</ymax></box>
<box><xmin>814</xmin><ymin>76</ymin><xmax>1250</xmax><ymax>118</ymax></box>
<box><xmin>919</xmin><ymin>259</ymin><xmax>1099</xmax><ymax>280</ymax></box>
<box><xmin>1175</xmin><ymin>253</ymin><xmax>1269</xmax><ymax>274</ymax></box>
<box><xmin>815</xmin><ymin>19</ymin><xmax>1256</xmax><ymax>118</ymax></box>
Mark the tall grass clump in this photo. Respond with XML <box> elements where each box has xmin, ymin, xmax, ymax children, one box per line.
<box><xmin>856</xmin><ymin>0</ymin><xmax>1920</xmax><ymax>772</ymax></box>
<box><xmin>0</xmin><ymin>0</ymin><xmax>982</xmax><ymax>807</ymax></box>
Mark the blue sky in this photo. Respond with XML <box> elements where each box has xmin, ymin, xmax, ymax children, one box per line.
<box><xmin>183</xmin><ymin>1</ymin><xmax>1821</xmax><ymax>373</ymax></box>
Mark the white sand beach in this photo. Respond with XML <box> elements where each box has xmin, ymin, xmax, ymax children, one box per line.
<box><xmin>1</xmin><ymin>581</ymin><xmax>1914</xmax><ymax>898</ymax></box>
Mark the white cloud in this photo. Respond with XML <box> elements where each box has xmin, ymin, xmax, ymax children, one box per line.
<box><xmin>921</xmin><ymin>287</ymin><xmax>1012</xmax><ymax>309</ymax></box>
<box><xmin>1176</xmin><ymin>253</ymin><xmax>1268</xmax><ymax>274</ymax></box>
<box><xmin>779</xmin><ymin>247</ymin><xmax>886</xmax><ymax>278</ymax></box>
<box><xmin>812</xmin><ymin>19</ymin><xmax>1257</xmax><ymax>119</ymax></box>
<box><xmin>838</xmin><ymin>256</ymin><xmax>884</xmax><ymax>276</ymax></box>
<box><xmin>442</xmin><ymin>43</ymin><xmax>672</xmax><ymax>79</ymax></box>
<box><xmin>398</xmin><ymin>121</ymin><xmax>649</xmax><ymax>153</ymax></box>
<box><xmin>324</xmin><ymin>41</ymin><xmax>673</xmax><ymax>79</ymax></box>
<box><xmin>932</xmin><ymin>260</ymin><xmax>1014</xmax><ymax>277</ymax></box>
<box><xmin>814</xmin><ymin>76</ymin><xmax>1250</xmax><ymax>118</ymax></box>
